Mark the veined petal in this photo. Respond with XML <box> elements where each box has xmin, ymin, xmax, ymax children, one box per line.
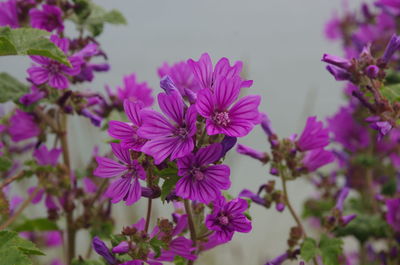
<box><xmin>224</xmin><ymin>198</ymin><xmax>248</xmax><ymax>215</ymax></box>
<box><xmin>229</xmin><ymin>95</ymin><xmax>261</xmax><ymax>123</ymax></box>
<box><xmin>203</xmin><ymin>164</ymin><xmax>231</xmax><ymax>190</ymax></box>
<box><xmin>125</xmin><ymin>177</ymin><xmax>141</xmax><ymax>205</ymax></box>
<box><xmin>170</xmin><ymin>136</ymin><xmax>194</xmax><ymax>161</ymax></box>
<box><xmin>214</xmin><ymin>76</ymin><xmax>241</xmax><ymax>110</ymax></box>
<box><xmin>177</xmin><ymin>154</ymin><xmax>194</xmax><ymax>176</ymax></box>
<box><xmin>124</xmin><ymin>100</ymin><xmax>142</xmax><ymax>126</ymax></box>
<box><xmin>195</xmin><ymin>143</ymin><xmax>222</xmax><ymax>165</ymax></box>
<box><xmin>213</xmin><ymin>58</ymin><xmax>243</xmax><ymax>83</ymax></box>
<box><xmin>187</xmin><ymin>53</ymin><xmax>213</xmax><ymax>89</ymax></box>
<box><xmin>185</xmin><ymin>105</ymin><xmax>198</xmax><ymax>137</ymax></box>
<box><xmin>108</xmin><ymin>121</ymin><xmax>134</xmax><ymax>139</ymax></box>
<box><xmin>48</xmin><ymin>73</ymin><xmax>69</xmax><ymax>89</ymax></box>
<box><xmin>230</xmin><ymin>215</ymin><xmax>252</xmax><ymax>233</ymax></box>
<box><xmin>94</xmin><ymin>156</ymin><xmax>127</xmax><ymax>178</ymax></box>
<box><xmin>27</xmin><ymin>66</ymin><xmax>49</xmax><ymax>85</ymax></box>
<box><xmin>196</xmin><ymin>88</ymin><xmax>214</xmax><ymax>118</ymax></box>
<box><xmin>158</xmin><ymin>91</ymin><xmax>185</xmax><ymax>125</ymax></box>
<box><xmin>106</xmin><ymin>177</ymin><xmax>130</xmax><ymax>203</ymax></box>
<box><xmin>137</xmin><ymin>110</ymin><xmax>174</xmax><ymax>139</ymax></box>
<box><xmin>141</xmin><ymin>137</ymin><xmax>178</xmax><ymax>164</ymax></box>
<box><xmin>110</xmin><ymin>143</ymin><xmax>131</xmax><ymax>165</ymax></box>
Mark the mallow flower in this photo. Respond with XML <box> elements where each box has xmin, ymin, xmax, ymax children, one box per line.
<box><xmin>94</xmin><ymin>143</ymin><xmax>146</xmax><ymax>205</ymax></box>
<box><xmin>8</xmin><ymin>109</ymin><xmax>40</xmax><ymax>142</ymax></box>
<box><xmin>29</xmin><ymin>4</ymin><xmax>64</xmax><ymax>33</ymax></box>
<box><xmin>205</xmin><ymin>196</ymin><xmax>252</xmax><ymax>242</ymax></box>
<box><xmin>196</xmin><ymin>76</ymin><xmax>261</xmax><ymax>137</ymax></box>
<box><xmin>138</xmin><ymin>91</ymin><xmax>197</xmax><ymax>164</ymax></box>
<box><xmin>296</xmin><ymin>116</ymin><xmax>330</xmax><ymax>151</ymax></box>
<box><xmin>175</xmin><ymin>143</ymin><xmax>231</xmax><ymax>204</ymax></box>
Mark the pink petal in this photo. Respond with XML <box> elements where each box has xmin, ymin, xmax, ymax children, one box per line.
<box><xmin>123</xmin><ymin>100</ymin><xmax>142</xmax><ymax>126</ymax></box>
<box><xmin>48</xmin><ymin>73</ymin><xmax>68</xmax><ymax>89</ymax></box>
<box><xmin>125</xmin><ymin>177</ymin><xmax>141</xmax><ymax>205</ymax></box>
<box><xmin>137</xmin><ymin>110</ymin><xmax>174</xmax><ymax>139</ymax></box>
<box><xmin>214</xmin><ymin>76</ymin><xmax>241</xmax><ymax>110</ymax></box>
<box><xmin>108</xmin><ymin>121</ymin><xmax>134</xmax><ymax>139</ymax></box>
<box><xmin>94</xmin><ymin>156</ymin><xmax>127</xmax><ymax>178</ymax></box>
<box><xmin>27</xmin><ymin>66</ymin><xmax>49</xmax><ymax>85</ymax></box>
<box><xmin>187</xmin><ymin>53</ymin><xmax>213</xmax><ymax>89</ymax></box>
<box><xmin>110</xmin><ymin>143</ymin><xmax>131</xmax><ymax>165</ymax></box>
<box><xmin>229</xmin><ymin>95</ymin><xmax>261</xmax><ymax>123</ymax></box>
<box><xmin>195</xmin><ymin>143</ymin><xmax>222</xmax><ymax>165</ymax></box>
<box><xmin>196</xmin><ymin>88</ymin><xmax>214</xmax><ymax>118</ymax></box>
<box><xmin>141</xmin><ymin>137</ymin><xmax>179</xmax><ymax>165</ymax></box>
<box><xmin>203</xmin><ymin>164</ymin><xmax>231</xmax><ymax>190</ymax></box>
<box><xmin>158</xmin><ymin>91</ymin><xmax>184</xmax><ymax>125</ymax></box>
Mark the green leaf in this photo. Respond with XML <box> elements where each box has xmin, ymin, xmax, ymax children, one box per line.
<box><xmin>0</xmin><ymin>156</ymin><xmax>13</xmax><ymax>172</ymax></box>
<box><xmin>319</xmin><ymin>234</ymin><xmax>343</xmax><ymax>265</ymax></box>
<box><xmin>160</xmin><ymin>174</ymin><xmax>180</xmax><ymax>203</ymax></box>
<box><xmin>14</xmin><ymin>218</ymin><xmax>59</xmax><ymax>232</ymax></box>
<box><xmin>303</xmin><ymin>198</ymin><xmax>335</xmax><ymax>219</ymax></box>
<box><xmin>300</xmin><ymin>237</ymin><xmax>318</xmax><ymax>262</ymax></box>
<box><xmin>0</xmin><ymin>27</ymin><xmax>70</xmax><ymax>66</ymax></box>
<box><xmin>90</xmin><ymin>220</ymin><xmax>114</xmax><ymax>239</ymax></box>
<box><xmin>149</xmin><ymin>237</ymin><xmax>167</xmax><ymax>259</ymax></box>
<box><xmin>174</xmin><ymin>256</ymin><xmax>186</xmax><ymax>265</ymax></box>
<box><xmin>69</xmin><ymin>1</ymin><xmax>126</xmax><ymax>37</ymax></box>
<box><xmin>0</xmin><ymin>230</ymin><xmax>44</xmax><ymax>265</ymax></box>
<box><xmin>334</xmin><ymin>214</ymin><xmax>389</xmax><ymax>242</ymax></box>
<box><xmin>381</xmin><ymin>83</ymin><xmax>400</xmax><ymax>103</ymax></box>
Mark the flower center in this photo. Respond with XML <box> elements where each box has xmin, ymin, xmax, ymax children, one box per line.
<box><xmin>213</xmin><ymin>111</ymin><xmax>230</xmax><ymax>127</ymax></box>
<box><xmin>174</xmin><ymin>127</ymin><xmax>188</xmax><ymax>138</ymax></box>
<box><xmin>218</xmin><ymin>215</ymin><xmax>229</xmax><ymax>225</ymax></box>
<box><xmin>47</xmin><ymin>61</ymin><xmax>61</xmax><ymax>74</ymax></box>
<box><xmin>192</xmin><ymin>169</ymin><xmax>205</xmax><ymax>181</ymax></box>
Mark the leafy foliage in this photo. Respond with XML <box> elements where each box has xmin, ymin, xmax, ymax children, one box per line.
<box><xmin>0</xmin><ymin>230</ymin><xmax>44</xmax><ymax>265</ymax></box>
<box><xmin>14</xmin><ymin>218</ymin><xmax>59</xmax><ymax>232</ymax></box>
<box><xmin>381</xmin><ymin>83</ymin><xmax>400</xmax><ymax>103</ymax></box>
<box><xmin>0</xmin><ymin>27</ymin><xmax>70</xmax><ymax>65</ymax></box>
<box><xmin>335</xmin><ymin>215</ymin><xmax>389</xmax><ymax>242</ymax></box>
<box><xmin>300</xmin><ymin>235</ymin><xmax>343</xmax><ymax>265</ymax></box>
<box><xmin>0</xmin><ymin>156</ymin><xmax>13</xmax><ymax>172</ymax></box>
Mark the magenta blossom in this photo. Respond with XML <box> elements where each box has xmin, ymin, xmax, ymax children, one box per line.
<box><xmin>19</xmin><ymin>86</ymin><xmax>45</xmax><ymax>106</ymax></box>
<box><xmin>116</xmin><ymin>73</ymin><xmax>154</xmax><ymax>107</ymax></box>
<box><xmin>138</xmin><ymin>91</ymin><xmax>197</xmax><ymax>164</ymax></box>
<box><xmin>386</xmin><ymin>198</ymin><xmax>400</xmax><ymax>232</ymax></box>
<box><xmin>33</xmin><ymin>145</ymin><xmax>61</xmax><ymax>166</ymax></box>
<box><xmin>8</xmin><ymin>109</ymin><xmax>40</xmax><ymax>142</ymax></box>
<box><xmin>187</xmin><ymin>53</ymin><xmax>252</xmax><ymax>90</ymax></box>
<box><xmin>175</xmin><ymin>144</ymin><xmax>231</xmax><ymax>204</ymax></box>
<box><xmin>108</xmin><ymin>100</ymin><xmax>147</xmax><ymax>151</ymax></box>
<box><xmin>29</xmin><ymin>4</ymin><xmax>64</xmax><ymax>32</ymax></box>
<box><xmin>205</xmin><ymin>196</ymin><xmax>252</xmax><ymax>242</ymax></box>
<box><xmin>158</xmin><ymin>61</ymin><xmax>200</xmax><ymax>95</ymax></box>
<box><xmin>94</xmin><ymin>143</ymin><xmax>146</xmax><ymax>205</ymax></box>
<box><xmin>27</xmin><ymin>35</ymin><xmax>82</xmax><ymax>90</ymax></box>
<box><xmin>196</xmin><ymin>76</ymin><xmax>261</xmax><ymax>137</ymax></box>
<box><xmin>302</xmin><ymin>148</ymin><xmax>335</xmax><ymax>172</ymax></box>
<box><xmin>296</xmin><ymin>116</ymin><xmax>330</xmax><ymax>151</ymax></box>
<box><xmin>0</xmin><ymin>0</ymin><xmax>19</xmax><ymax>28</ymax></box>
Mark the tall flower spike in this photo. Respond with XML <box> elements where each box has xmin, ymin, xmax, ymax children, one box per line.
<box><xmin>175</xmin><ymin>144</ymin><xmax>231</xmax><ymax>204</ymax></box>
<box><xmin>196</xmin><ymin>76</ymin><xmax>261</xmax><ymax>137</ymax></box>
<box><xmin>205</xmin><ymin>196</ymin><xmax>252</xmax><ymax>242</ymax></box>
<box><xmin>296</xmin><ymin>116</ymin><xmax>330</xmax><ymax>151</ymax></box>
<box><xmin>108</xmin><ymin>100</ymin><xmax>147</xmax><ymax>151</ymax></box>
<box><xmin>94</xmin><ymin>143</ymin><xmax>146</xmax><ymax>205</ymax></box>
<box><xmin>187</xmin><ymin>53</ymin><xmax>252</xmax><ymax>90</ymax></box>
<box><xmin>138</xmin><ymin>91</ymin><xmax>197</xmax><ymax>164</ymax></box>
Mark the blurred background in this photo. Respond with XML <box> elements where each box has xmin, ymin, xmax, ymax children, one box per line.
<box><xmin>0</xmin><ymin>0</ymin><xmax>371</xmax><ymax>264</ymax></box>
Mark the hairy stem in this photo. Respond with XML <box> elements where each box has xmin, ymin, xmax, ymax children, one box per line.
<box><xmin>0</xmin><ymin>186</ymin><xmax>40</xmax><ymax>230</ymax></box>
<box><xmin>144</xmin><ymin>198</ymin><xmax>152</xmax><ymax>233</ymax></box>
<box><xmin>0</xmin><ymin>171</ymin><xmax>25</xmax><ymax>190</ymax></box>
<box><xmin>184</xmin><ymin>199</ymin><xmax>197</xmax><ymax>265</ymax></box>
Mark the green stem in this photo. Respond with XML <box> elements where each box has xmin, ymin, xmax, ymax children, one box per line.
<box><xmin>184</xmin><ymin>200</ymin><xmax>197</xmax><ymax>265</ymax></box>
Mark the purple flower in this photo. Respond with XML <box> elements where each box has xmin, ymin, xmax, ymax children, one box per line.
<box><xmin>335</xmin><ymin>187</ymin><xmax>350</xmax><ymax>211</ymax></box>
<box><xmin>27</xmin><ymin>36</ymin><xmax>82</xmax><ymax>90</ymax></box>
<box><xmin>326</xmin><ymin>65</ymin><xmax>352</xmax><ymax>81</ymax></box>
<box><xmin>92</xmin><ymin>236</ymin><xmax>117</xmax><ymax>265</ymax></box>
<box><xmin>137</xmin><ymin>91</ymin><xmax>197</xmax><ymax>164</ymax></box>
<box><xmin>80</xmin><ymin>108</ymin><xmax>102</xmax><ymax>127</ymax></box>
<box><xmin>9</xmin><ymin>109</ymin><xmax>40</xmax><ymax>142</ymax></box>
<box><xmin>116</xmin><ymin>73</ymin><xmax>154</xmax><ymax>107</ymax></box>
<box><xmin>94</xmin><ymin>143</ymin><xmax>146</xmax><ymax>205</ymax></box>
<box><xmin>381</xmin><ymin>34</ymin><xmax>400</xmax><ymax>64</ymax></box>
<box><xmin>237</xmin><ymin>144</ymin><xmax>267</xmax><ymax>162</ymax></box>
<box><xmin>33</xmin><ymin>145</ymin><xmax>61</xmax><ymax>166</ymax></box>
<box><xmin>302</xmin><ymin>148</ymin><xmax>335</xmax><ymax>172</ymax></box>
<box><xmin>220</xmin><ymin>135</ymin><xmax>237</xmax><ymax>157</ymax></box>
<box><xmin>196</xmin><ymin>76</ymin><xmax>261</xmax><ymax>137</ymax></box>
<box><xmin>328</xmin><ymin>106</ymin><xmax>370</xmax><ymax>151</ymax></box>
<box><xmin>158</xmin><ymin>61</ymin><xmax>200</xmax><ymax>99</ymax></box>
<box><xmin>0</xmin><ymin>0</ymin><xmax>19</xmax><ymax>28</ymax></box>
<box><xmin>322</xmin><ymin>54</ymin><xmax>352</xmax><ymax>69</ymax></box>
<box><xmin>187</xmin><ymin>53</ymin><xmax>252</xmax><ymax>90</ymax></box>
<box><xmin>324</xmin><ymin>13</ymin><xmax>341</xmax><ymax>40</ymax></box>
<box><xmin>239</xmin><ymin>189</ymin><xmax>265</xmax><ymax>206</ymax></box>
<box><xmin>112</xmin><ymin>241</ymin><xmax>130</xmax><ymax>254</ymax></box>
<box><xmin>29</xmin><ymin>4</ymin><xmax>64</xmax><ymax>32</ymax></box>
<box><xmin>367</xmin><ymin>118</ymin><xmax>392</xmax><ymax>141</ymax></box>
<box><xmin>265</xmin><ymin>251</ymin><xmax>290</xmax><ymax>265</ymax></box>
<box><xmin>365</xmin><ymin>65</ymin><xmax>380</xmax><ymax>79</ymax></box>
<box><xmin>296</xmin><ymin>116</ymin><xmax>330</xmax><ymax>151</ymax></box>
<box><xmin>19</xmin><ymin>86</ymin><xmax>45</xmax><ymax>106</ymax></box>
<box><xmin>341</xmin><ymin>214</ymin><xmax>357</xmax><ymax>226</ymax></box>
<box><xmin>175</xmin><ymin>144</ymin><xmax>231</xmax><ymax>204</ymax></box>
<box><xmin>260</xmin><ymin>112</ymin><xmax>275</xmax><ymax>137</ymax></box>
<box><xmin>205</xmin><ymin>196</ymin><xmax>252</xmax><ymax>241</ymax></box>
<box><xmin>45</xmin><ymin>231</ymin><xmax>63</xmax><ymax>247</ymax></box>
<box><xmin>386</xmin><ymin>198</ymin><xmax>400</xmax><ymax>232</ymax></box>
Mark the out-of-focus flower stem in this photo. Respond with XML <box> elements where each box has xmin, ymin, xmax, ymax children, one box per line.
<box><xmin>184</xmin><ymin>199</ymin><xmax>197</xmax><ymax>265</ymax></box>
<box><xmin>0</xmin><ymin>170</ymin><xmax>25</xmax><ymax>190</ymax></box>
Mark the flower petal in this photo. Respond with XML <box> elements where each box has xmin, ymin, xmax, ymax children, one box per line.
<box><xmin>158</xmin><ymin>91</ymin><xmax>184</xmax><ymax>125</ymax></box>
<box><xmin>94</xmin><ymin>156</ymin><xmax>127</xmax><ymax>178</ymax></box>
<box><xmin>196</xmin><ymin>88</ymin><xmax>214</xmax><ymax>118</ymax></box>
<box><xmin>137</xmin><ymin>110</ymin><xmax>174</xmax><ymax>139</ymax></box>
<box><xmin>195</xmin><ymin>143</ymin><xmax>222</xmax><ymax>165</ymax></box>
<box><xmin>48</xmin><ymin>73</ymin><xmax>69</xmax><ymax>89</ymax></box>
<box><xmin>27</xmin><ymin>66</ymin><xmax>49</xmax><ymax>85</ymax></box>
<box><xmin>125</xmin><ymin>177</ymin><xmax>141</xmax><ymax>205</ymax></box>
<box><xmin>124</xmin><ymin>100</ymin><xmax>142</xmax><ymax>126</ymax></box>
<box><xmin>110</xmin><ymin>143</ymin><xmax>131</xmax><ymax>165</ymax></box>
<box><xmin>203</xmin><ymin>164</ymin><xmax>231</xmax><ymax>190</ymax></box>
